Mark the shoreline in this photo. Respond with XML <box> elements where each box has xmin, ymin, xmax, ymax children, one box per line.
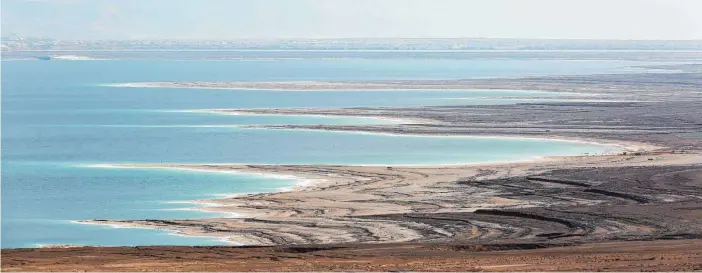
<box><xmin>84</xmin><ymin>163</ymin><xmax>331</xmax><ymax>193</ymax></box>
<box><xmin>104</xmin><ymin>81</ymin><xmax>591</xmax><ymax>93</ymax></box>
<box><xmin>236</xmin><ymin>125</ymin><xmax>657</xmax><ymax>152</ymax></box>
<box><xmin>74</xmin><ymin>75</ymin><xmax>674</xmax><ymax>246</ymax></box>
<box><xmin>75</xmin><ymin>150</ymin><xmax>702</xmax><ymax>246</ymax></box>
<box><xmin>173</xmin><ymin>109</ymin><xmax>423</xmax><ymax>124</ymax></box>
<box><xmin>98</xmin><ymin>71</ymin><xmax>702</xmax><ymax>103</ymax></box>
<box><xmin>78</xmin><ymin>163</ymin><xmax>334</xmax><ymax>227</ymax></box>
<box><xmin>69</xmin><ymin>220</ymin><xmax>240</xmax><ymax>246</ymax></box>
<box><xmin>74</xmin><ymin>131</ymin><xmax>684</xmax><ymax>247</ymax></box>
<box><xmin>172</xmin><ymin>106</ymin><xmax>661</xmax><ymax>153</ymax></box>
<box><xmin>80</xmin><ymin>128</ymin><xmax>651</xmax><ymax>169</ymax></box>
<box><xmin>20</xmin><ymin>70</ymin><xmax>702</xmax><ymax>249</ymax></box>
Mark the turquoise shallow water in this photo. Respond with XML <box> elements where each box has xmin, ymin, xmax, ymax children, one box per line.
<box><xmin>1</xmin><ymin>59</ymin><xmax>634</xmax><ymax>248</ymax></box>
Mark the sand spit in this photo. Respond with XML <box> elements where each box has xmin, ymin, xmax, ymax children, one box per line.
<box><xmin>108</xmin><ymin>72</ymin><xmax>702</xmax><ymax>100</ymax></box>
<box><xmin>175</xmin><ymin>109</ymin><xmax>419</xmax><ymax>124</ymax></box>
<box><xmin>107</xmin><ymin>81</ymin><xmax>523</xmax><ymax>91</ymax></box>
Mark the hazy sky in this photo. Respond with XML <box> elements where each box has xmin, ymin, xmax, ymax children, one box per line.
<box><xmin>2</xmin><ymin>0</ymin><xmax>702</xmax><ymax>40</ymax></box>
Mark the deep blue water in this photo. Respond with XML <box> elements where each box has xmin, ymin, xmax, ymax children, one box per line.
<box><xmin>2</xmin><ymin>59</ymin><xmax>637</xmax><ymax>248</ymax></box>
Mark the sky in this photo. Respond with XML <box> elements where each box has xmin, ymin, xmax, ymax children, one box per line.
<box><xmin>2</xmin><ymin>0</ymin><xmax>702</xmax><ymax>40</ymax></box>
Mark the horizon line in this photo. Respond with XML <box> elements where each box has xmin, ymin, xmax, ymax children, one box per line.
<box><xmin>4</xmin><ymin>36</ymin><xmax>702</xmax><ymax>42</ymax></box>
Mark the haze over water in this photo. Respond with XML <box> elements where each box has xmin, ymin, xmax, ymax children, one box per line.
<box><xmin>1</xmin><ymin>57</ymin><xmax>640</xmax><ymax>248</ymax></box>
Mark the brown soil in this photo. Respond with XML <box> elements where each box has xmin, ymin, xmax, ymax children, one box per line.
<box><xmin>4</xmin><ymin>239</ymin><xmax>702</xmax><ymax>272</ymax></box>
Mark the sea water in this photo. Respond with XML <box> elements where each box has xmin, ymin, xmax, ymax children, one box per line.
<box><xmin>2</xmin><ymin>58</ymin><xmax>640</xmax><ymax>248</ymax></box>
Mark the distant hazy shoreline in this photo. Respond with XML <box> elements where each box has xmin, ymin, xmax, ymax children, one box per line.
<box><xmin>5</xmin><ymin>49</ymin><xmax>702</xmax><ymax>62</ymax></box>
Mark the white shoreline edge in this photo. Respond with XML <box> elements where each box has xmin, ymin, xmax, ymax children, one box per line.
<box><xmin>72</xmin><ymin>164</ymin><xmax>327</xmax><ymax>246</ymax></box>
<box><xmin>233</xmin><ymin>126</ymin><xmax>656</xmax><ymax>153</ymax></box>
<box><xmin>103</xmin><ymin>82</ymin><xmax>582</xmax><ymax>94</ymax></box>
<box><xmin>172</xmin><ymin>109</ymin><xmax>421</xmax><ymax>124</ymax></box>
<box><xmin>80</xmin><ymin>163</ymin><xmax>326</xmax><ymax>213</ymax></box>
<box><xmin>70</xmin><ymin>128</ymin><xmax>651</xmax><ymax>247</ymax></box>
<box><xmin>115</xmin><ymin>108</ymin><xmax>653</xmax><ymax>152</ymax></box>
<box><xmin>75</xmin><ymin>128</ymin><xmax>648</xmax><ymax>216</ymax></box>
<box><xmin>69</xmin><ymin>220</ymin><xmax>241</xmax><ymax>246</ymax></box>
<box><xmin>62</xmin><ymin>94</ymin><xmax>659</xmax><ymax>247</ymax></box>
